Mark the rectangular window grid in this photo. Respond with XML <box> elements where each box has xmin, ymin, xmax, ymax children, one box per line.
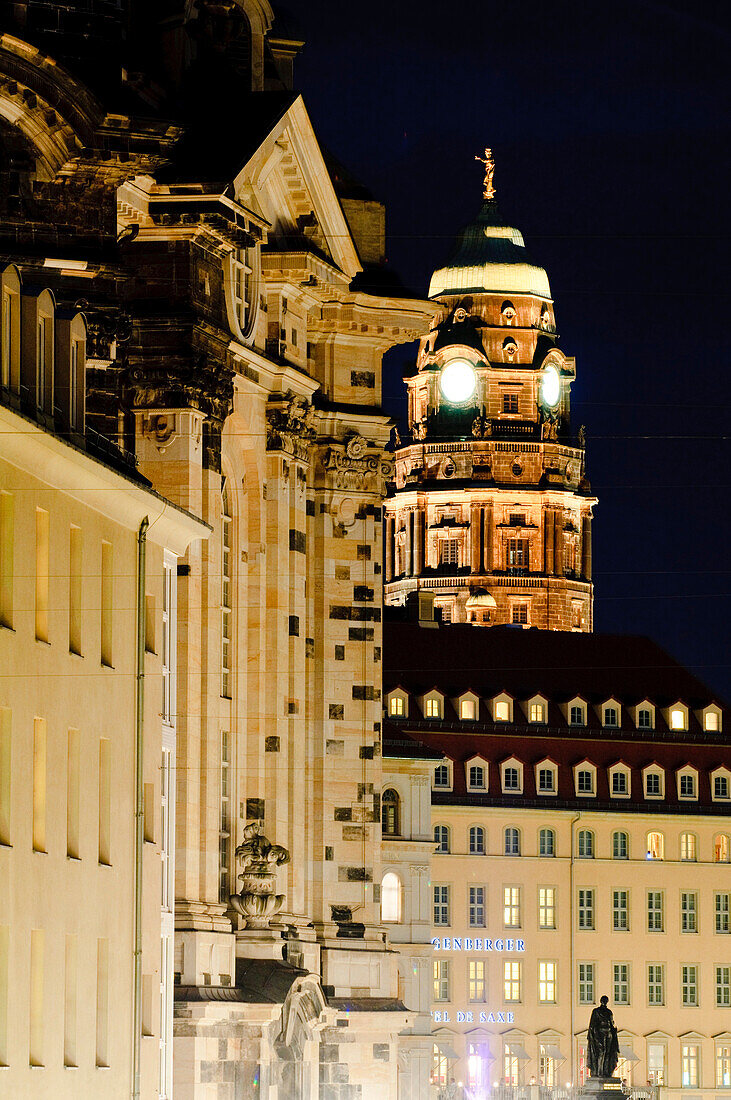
<box><xmin>538</xmin><ymin>960</ymin><xmax>556</xmax><ymax>1002</ymax></box>
<box><xmin>681</xmin><ymin>892</ymin><xmax>698</xmax><ymax>933</ymax></box>
<box><xmin>433</xmin><ymin>959</ymin><xmax>449</xmax><ymax>1002</ymax></box>
<box><xmin>715</xmin><ymin>892</ymin><xmax>730</xmax><ymax>934</ymax></box>
<box><xmin>648</xmin><ymin>964</ymin><xmax>664</xmax><ymax>1005</ymax></box>
<box><xmin>682</xmin><ymin>964</ymin><xmax>698</xmax><ymax>1006</ymax></box>
<box><xmin>469</xmin><ymin>960</ymin><xmax>486</xmax><ymax>1002</ymax></box>
<box><xmin>469</xmin><ymin>886</ymin><xmax>485</xmax><ymax>928</ymax></box>
<box><xmin>716</xmin><ymin>966</ymin><xmax>730</xmax><ymax>1006</ymax></box>
<box><xmin>434</xmin><ymin>885</ymin><xmax>449</xmax><ymax>926</ymax></box>
<box><xmin>578</xmin><ymin>889</ymin><xmax>594</xmax><ymax>930</ymax></box>
<box><xmin>504</xmin><ymin>886</ymin><xmax>521</xmax><ymax>928</ymax></box>
<box><xmin>647</xmin><ymin>891</ymin><xmax>664</xmax><ymax>931</ymax></box>
<box><xmin>613</xmin><ymin>963</ymin><xmax>630</xmax><ymax>1004</ymax></box>
<box><xmin>503</xmin><ymin>961</ymin><xmax>521</xmax><ymax>1003</ymax></box>
<box><xmin>578</xmin><ymin>962</ymin><xmax>594</xmax><ymax>1004</ymax></box>
<box><xmin>613</xmin><ymin>890</ymin><xmax>629</xmax><ymax>931</ymax></box>
<box><xmin>539</xmin><ymin>887</ymin><xmax>556</xmax><ymax>929</ymax></box>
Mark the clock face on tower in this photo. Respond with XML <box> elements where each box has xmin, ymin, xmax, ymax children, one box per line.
<box><xmin>439</xmin><ymin>359</ymin><xmax>477</xmax><ymax>405</ymax></box>
<box><xmin>540</xmin><ymin>364</ymin><xmax>561</xmax><ymax>408</ymax></box>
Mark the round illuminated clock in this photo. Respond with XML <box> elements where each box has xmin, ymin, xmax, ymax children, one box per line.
<box><xmin>439</xmin><ymin>359</ymin><xmax>477</xmax><ymax>405</ymax></box>
<box><xmin>540</xmin><ymin>364</ymin><xmax>561</xmax><ymax>408</ymax></box>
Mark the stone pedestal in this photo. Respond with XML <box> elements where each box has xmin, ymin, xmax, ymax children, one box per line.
<box><xmin>584</xmin><ymin>1077</ymin><xmax>628</xmax><ymax>1099</ymax></box>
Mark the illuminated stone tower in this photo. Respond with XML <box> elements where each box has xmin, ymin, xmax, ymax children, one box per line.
<box><xmin>384</xmin><ymin>151</ymin><xmax>597</xmax><ymax>630</ymax></box>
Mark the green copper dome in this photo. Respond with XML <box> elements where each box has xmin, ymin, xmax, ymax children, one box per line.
<box><xmin>428</xmin><ymin>200</ymin><xmax>551</xmax><ymax>300</ymax></box>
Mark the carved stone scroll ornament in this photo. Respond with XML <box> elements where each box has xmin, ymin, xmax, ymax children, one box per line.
<box><xmin>266</xmin><ymin>391</ymin><xmax>317</xmax><ymax>460</ymax></box>
<box><xmin>321</xmin><ymin>432</ymin><xmax>394</xmax><ymax>492</ymax></box>
<box><xmin>230</xmin><ymin>821</ymin><xmax>291</xmax><ymax>930</ymax></box>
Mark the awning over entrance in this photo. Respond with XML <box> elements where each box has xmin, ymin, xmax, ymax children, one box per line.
<box><xmin>619</xmin><ymin>1046</ymin><xmax>640</xmax><ymax>1063</ymax></box>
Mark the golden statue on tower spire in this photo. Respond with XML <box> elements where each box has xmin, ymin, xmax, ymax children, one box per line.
<box><xmin>475</xmin><ymin>147</ymin><xmax>496</xmax><ymax>200</ymax></box>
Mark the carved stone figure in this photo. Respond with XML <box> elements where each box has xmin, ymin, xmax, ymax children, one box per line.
<box><xmin>475</xmin><ymin>147</ymin><xmax>496</xmax><ymax>200</ymax></box>
<box><xmin>230</xmin><ymin>821</ymin><xmax>290</xmax><ymax>930</ymax></box>
<box><xmin>587</xmin><ymin>996</ymin><xmax>620</xmax><ymax>1078</ymax></box>
<box><xmin>577</xmin><ymin>424</ymin><xmax>587</xmax><ymax>447</ymax></box>
<box><xmin>265</xmin><ymin>390</ymin><xmax>317</xmax><ymax>460</ymax></box>
<box><xmin>542</xmin><ymin>413</ymin><xmax>559</xmax><ymax>442</ymax></box>
<box><xmin>413</xmin><ymin>418</ymin><xmax>427</xmax><ymax>441</ymax></box>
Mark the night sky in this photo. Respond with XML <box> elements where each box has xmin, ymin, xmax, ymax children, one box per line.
<box><xmin>293</xmin><ymin>0</ymin><xmax>731</xmax><ymax>703</ymax></box>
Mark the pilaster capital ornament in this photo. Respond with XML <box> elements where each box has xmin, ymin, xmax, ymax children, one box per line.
<box><xmin>265</xmin><ymin>390</ymin><xmax>317</xmax><ymax>461</ymax></box>
<box><xmin>319</xmin><ymin>431</ymin><xmax>394</xmax><ymax>493</ymax></box>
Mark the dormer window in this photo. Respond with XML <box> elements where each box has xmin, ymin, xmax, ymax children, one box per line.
<box><xmin>493</xmin><ymin>694</ymin><xmax>513</xmax><ymax>723</ymax></box>
<box><xmin>388</xmin><ymin>690</ymin><xmax>408</xmax><ymax>718</ymax></box>
<box><xmin>468</xmin><ymin>762</ymin><xmax>487</xmax><ymax>790</ymax></box>
<box><xmin>503</xmin><ymin>338</ymin><xmax>518</xmax><ymax>361</ymax></box>
<box><xmin>677</xmin><ymin>766</ymin><xmax>698</xmax><ymax>800</ymax></box>
<box><xmin>574</xmin><ymin>763</ymin><xmax>596</xmax><ymax>797</ymax></box>
<box><xmin>458</xmin><ymin>692</ymin><xmax>479</xmax><ymax>720</ymax></box>
<box><xmin>669</xmin><ymin>705</ymin><xmax>687</xmax><ymax>731</ymax></box>
<box><xmin>535</xmin><ymin>760</ymin><xmax>558</xmax><ymax>795</ymax></box>
<box><xmin>603</xmin><ymin>703</ymin><xmax>620</xmax><ymax>728</ymax></box>
<box><xmin>570</xmin><ymin>704</ymin><xmax>586</xmax><ymax>727</ymax></box>
<box><xmin>528</xmin><ymin>697</ymin><xmax>547</xmax><ymax>723</ymax></box>
<box><xmin>433</xmin><ymin>764</ymin><xmax>451</xmax><ymax>790</ymax></box>
<box><xmin>702</xmin><ymin>706</ymin><xmax>721</xmax><ymax>732</ymax></box>
<box><xmin>501</xmin><ymin>759</ymin><xmax>523</xmax><ymax>794</ymax></box>
<box><xmin>610</xmin><ymin>764</ymin><xmax>631</xmax><ymax>798</ymax></box>
<box><xmin>637</xmin><ymin>707</ymin><xmax>653</xmax><ymax>730</ymax></box>
<box><xmin>424</xmin><ymin>691</ymin><xmax>443</xmax><ymax>719</ymax></box>
<box><xmin>643</xmin><ymin>765</ymin><xmax>665</xmax><ymax>799</ymax></box>
<box><xmin>712</xmin><ymin>768</ymin><xmax>731</xmax><ymax>801</ymax></box>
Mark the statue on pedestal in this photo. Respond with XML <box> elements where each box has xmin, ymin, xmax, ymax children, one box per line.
<box><xmin>587</xmin><ymin>995</ymin><xmax>620</xmax><ymax>1078</ymax></box>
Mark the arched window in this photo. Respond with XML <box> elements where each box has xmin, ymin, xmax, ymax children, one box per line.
<box><xmin>381</xmin><ymin>789</ymin><xmax>400</xmax><ymax>836</ymax></box>
<box><xmin>637</xmin><ymin>707</ymin><xmax>653</xmax><ymax>729</ymax></box>
<box><xmin>1</xmin><ymin>264</ymin><xmax>21</xmax><ymax>392</ymax></box>
<box><xmin>381</xmin><ymin>872</ymin><xmax>401</xmax><ymax>922</ymax></box>
<box><xmin>434</xmin><ymin>825</ymin><xmax>450</xmax><ymax>853</ymax></box>
<box><xmin>469</xmin><ymin>764</ymin><xmax>486</xmax><ymax>789</ymax></box>
<box><xmin>434</xmin><ymin>764</ymin><xmax>450</xmax><ymax>788</ymax></box>
<box><xmin>469</xmin><ymin>825</ymin><xmax>485</xmax><ymax>854</ymax></box>
<box><xmin>501</xmin><ymin>300</ymin><xmax>516</xmax><ymax>325</ymax></box>
<box><xmin>35</xmin><ymin>288</ymin><xmax>55</xmax><ymax>414</ymax></box>
<box><xmin>612</xmin><ymin>831</ymin><xmax>629</xmax><ymax>859</ymax></box>
<box><xmin>680</xmin><ymin>832</ymin><xmax>697</xmax><ymax>861</ymax></box>
<box><xmin>714</xmin><ymin>834</ymin><xmax>730</xmax><ymax>863</ymax></box>
<box><xmin>539</xmin><ymin>827</ymin><xmax>555</xmax><ymax>857</ymax></box>
<box><xmin>221</xmin><ymin>480</ymin><xmax>233</xmax><ymax>698</ymax></box>
<box><xmin>504</xmin><ymin>826</ymin><xmax>520</xmax><ymax>856</ymax></box>
<box><xmin>578</xmin><ymin>829</ymin><xmax>594</xmax><ymax>858</ymax></box>
<box><xmin>646</xmin><ymin>831</ymin><xmax>664</xmax><ymax>860</ymax></box>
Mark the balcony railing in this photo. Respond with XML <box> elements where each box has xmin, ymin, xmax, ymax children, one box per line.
<box><xmin>433</xmin><ymin>1085</ymin><xmax>660</xmax><ymax>1100</ymax></box>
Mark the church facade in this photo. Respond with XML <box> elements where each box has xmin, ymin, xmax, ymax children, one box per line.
<box><xmin>384</xmin><ymin>154</ymin><xmax>596</xmax><ymax>631</ymax></box>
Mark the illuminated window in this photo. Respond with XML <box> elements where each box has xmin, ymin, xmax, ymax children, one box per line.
<box><xmin>425</xmin><ymin>696</ymin><xmax>442</xmax><ymax>718</ymax></box>
<box><xmin>469</xmin><ymin>826</ymin><xmax>485</xmax><ymax>855</ymax></box>
<box><xmin>434</xmin><ymin>764</ymin><xmax>450</xmax><ymax>789</ymax></box>
<box><xmin>670</xmin><ymin>707</ymin><xmax>686</xmax><ymax>730</ymax></box>
<box><xmin>460</xmin><ymin>698</ymin><xmax>476</xmax><ymax>720</ymax></box>
<box><xmin>389</xmin><ymin>694</ymin><xmax>405</xmax><ymax>716</ymax></box>
<box><xmin>503</xmin><ymin>886</ymin><xmax>521</xmax><ymax>928</ymax></box>
<box><xmin>511</xmin><ymin>602</ymin><xmax>528</xmax><ymax>624</ymax></box>
<box><xmin>570</xmin><ymin>705</ymin><xmax>586</xmax><ymax>727</ymax></box>
<box><xmin>439</xmin><ymin>538</ymin><xmax>459</xmax><ymax>566</ymax></box>
<box><xmin>705</xmin><ymin>710</ymin><xmax>720</xmax><ymax>731</ymax></box>
<box><xmin>468</xmin><ymin>764</ymin><xmax>486</xmax><ymax>789</ymax></box>
<box><xmin>716</xmin><ymin>1043</ymin><xmax>731</xmax><ymax>1088</ymax></box>
<box><xmin>681</xmin><ymin>965</ymin><xmax>698</xmax><ymax>1006</ymax></box>
<box><xmin>647</xmin><ymin>891</ymin><xmax>664</xmax><ymax>932</ymax></box>
<box><xmin>507</xmin><ymin>538</ymin><xmax>529</xmax><ymax>572</ymax></box>
<box><xmin>539</xmin><ymin>887</ymin><xmax>556</xmax><ymax>929</ymax></box>
<box><xmin>433</xmin><ymin>959</ymin><xmax>450</xmax><ymax>1000</ymax></box>
<box><xmin>613</xmin><ymin>890</ymin><xmax>629</xmax><ymax>931</ymax></box>
<box><xmin>715</xmin><ymin>834</ymin><xmax>730</xmax><ymax>862</ymax></box>
<box><xmin>715</xmin><ymin>892</ymin><xmax>729</xmax><ymax>934</ymax></box>
<box><xmin>469</xmin><ymin>886</ymin><xmax>485</xmax><ymax>927</ymax></box>
<box><xmin>638</xmin><ymin>707</ymin><xmax>653</xmax><ymax>729</ymax></box>
<box><xmin>613</xmin><ymin>963</ymin><xmax>630</xmax><ymax>1004</ymax></box>
<box><xmin>717</xmin><ymin>966</ymin><xmax>731</xmax><ymax>1006</ymax></box>
<box><xmin>434</xmin><ymin>825</ymin><xmax>450</xmax><ymax>853</ymax></box>
<box><xmin>221</xmin><ymin>482</ymin><xmax>232</xmax><ymax>699</ymax></box>
<box><xmin>469</xmin><ymin>960</ymin><xmax>486</xmax><ymax>1001</ymax></box>
<box><xmin>381</xmin><ymin>789</ymin><xmax>400</xmax><ymax>836</ymax></box>
<box><xmin>648</xmin><ymin>964</ymin><xmax>665</xmax><ymax>1005</ymax></box>
<box><xmin>539</xmin><ymin>960</ymin><xmax>556</xmax><ymax>1002</ymax></box>
<box><xmin>381</xmin><ymin>872</ymin><xmax>401</xmax><ymax>922</ymax></box>
<box><xmin>538</xmin><ymin>767</ymin><xmax>555</xmax><ymax>793</ymax></box>
<box><xmin>503</xmin><ymin>961</ymin><xmax>522</xmax><ymax>1002</ymax></box>
<box><xmin>577</xmin><ymin>829</ymin><xmax>594</xmax><ymax>858</ymax></box>
<box><xmin>495</xmin><ymin>700</ymin><xmax>510</xmax><ymax>722</ymax></box>
<box><xmin>539</xmin><ymin>828</ymin><xmax>555</xmax><ymax>857</ymax></box>
<box><xmin>503</xmin><ymin>393</ymin><xmax>519</xmax><ymax>414</ymax></box>
<box><xmin>530</xmin><ymin>702</ymin><xmax>546</xmax><ymax>723</ymax></box>
<box><xmin>612</xmin><ymin>831</ymin><xmax>629</xmax><ymax>859</ymax></box>
<box><xmin>578</xmin><ymin>889</ymin><xmax>594</xmax><ymax>930</ymax></box>
<box><xmin>680</xmin><ymin>832</ymin><xmax>697</xmax><ymax>861</ymax></box>
<box><xmin>504</xmin><ymin>827</ymin><xmax>520</xmax><ymax>856</ymax></box>
<box><xmin>432</xmin><ymin>1044</ymin><xmax>448</xmax><ymax>1087</ymax></box>
<box><xmin>230</xmin><ymin>248</ymin><xmax>254</xmax><ymax>337</ymax></box>
<box><xmin>647</xmin><ymin>1042</ymin><xmax>666</xmax><ymax>1086</ymax></box>
<box><xmin>646</xmin><ymin>831</ymin><xmax>664</xmax><ymax>859</ymax></box>
<box><xmin>433</xmin><ymin>885</ymin><xmax>450</xmax><ymax>926</ymax></box>
<box><xmin>578</xmin><ymin>962</ymin><xmax>594</xmax><ymax>1004</ymax></box>
<box><xmin>218</xmin><ymin>731</ymin><xmax>230</xmax><ymax>903</ymax></box>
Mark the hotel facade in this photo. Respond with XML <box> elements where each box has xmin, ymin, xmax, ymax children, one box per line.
<box><xmin>383</xmin><ymin>619</ymin><xmax>731</xmax><ymax>1100</ymax></box>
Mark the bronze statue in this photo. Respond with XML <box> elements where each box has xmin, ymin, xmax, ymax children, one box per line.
<box><xmin>587</xmin><ymin>996</ymin><xmax>620</xmax><ymax>1078</ymax></box>
<box><xmin>475</xmin><ymin>147</ymin><xmax>496</xmax><ymax>200</ymax></box>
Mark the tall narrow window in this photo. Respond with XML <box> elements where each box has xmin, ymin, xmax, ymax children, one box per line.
<box><xmin>35</xmin><ymin>508</ymin><xmax>49</xmax><ymax>643</ymax></box>
<box><xmin>503</xmin><ymin>961</ymin><xmax>522</xmax><ymax>1002</ymax></box>
<box><xmin>717</xmin><ymin>1043</ymin><xmax>731</xmax><ymax>1088</ymax></box>
<box><xmin>716</xmin><ymin>892</ymin><xmax>730</xmax><ymax>934</ymax></box>
<box><xmin>36</xmin><ymin>316</ymin><xmax>47</xmax><ymax>410</ymax></box>
<box><xmin>648</xmin><ymin>963</ymin><xmax>664</xmax><ymax>1005</ymax></box>
<box><xmin>433</xmin><ymin>959</ymin><xmax>450</xmax><ymax>1001</ymax></box>
<box><xmin>221</xmin><ymin>483</ymin><xmax>232</xmax><ymax>698</ymax></box>
<box><xmin>69</xmin><ymin>339</ymin><xmax>83</xmax><ymax>429</ymax></box>
<box><xmin>0</xmin><ymin>925</ymin><xmax>7</xmax><ymax>1067</ymax></box>
<box><xmin>469</xmin><ymin>886</ymin><xmax>485</xmax><ymax>927</ymax></box>
<box><xmin>538</xmin><ymin>960</ymin><xmax>556</xmax><ymax>1002</ymax></box>
<box><xmin>161</xmin><ymin>748</ymin><xmax>173</xmax><ymax>911</ymax></box>
<box><xmin>0</xmin><ymin>492</ymin><xmax>13</xmax><ymax>629</ymax></box>
<box><xmin>503</xmin><ymin>885</ymin><xmax>521</xmax><ymax>928</ymax></box>
<box><xmin>0</xmin><ymin>709</ymin><xmax>9</xmax><ymax>846</ymax></box>
<box><xmin>469</xmin><ymin>960</ymin><xmax>486</xmax><ymax>1002</ymax></box>
<box><xmin>218</xmin><ymin>731</ymin><xmax>230</xmax><ymax>903</ymax></box>
<box><xmin>681</xmin><ymin>891</ymin><xmax>698</xmax><ymax>932</ymax></box>
<box><xmin>539</xmin><ymin>887</ymin><xmax>556</xmax><ymax>929</ymax></box>
<box><xmin>507</xmin><ymin>538</ymin><xmax>529</xmax><ymax>572</ymax></box>
<box><xmin>32</xmin><ymin>718</ymin><xmax>46</xmax><ymax>853</ymax></box>
<box><xmin>647</xmin><ymin>1043</ymin><xmax>666</xmax><ymax>1085</ymax></box>
<box><xmin>68</xmin><ymin>526</ymin><xmax>82</xmax><ymax>655</ymax></box>
<box><xmin>539</xmin><ymin>828</ymin><xmax>555</xmax><ymax>857</ymax></box>
<box><xmin>98</xmin><ymin>738</ymin><xmax>111</xmax><ymax>865</ymax></box>
<box><xmin>440</xmin><ymin>538</ymin><xmax>459</xmax><ymax>565</ymax></box>
<box><xmin>64</xmin><ymin>933</ymin><xmax>77</xmax><ymax>1067</ymax></box>
<box><xmin>67</xmin><ymin>728</ymin><xmax>80</xmax><ymax>859</ymax></box>
<box><xmin>681</xmin><ymin>1044</ymin><xmax>699</xmax><ymax>1087</ymax></box>
<box><xmin>682</xmin><ymin>964</ymin><xmax>698</xmax><ymax>1006</ymax></box>
<box><xmin>29</xmin><ymin>928</ymin><xmax>44</xmax><ymax>1066</ymax></box>
<box><xmin>100</xmin><ymin>541</ymin><xmax>112</xmax><ymax>666</ymax></box>
<box><xmin>716</xmin><ymin>966</ymin><xmax>731</xmax><ymax>1006</ymax></box>
<box><xmin>433</xmin><ymin>885</ymin><xmax>450</xmax><ymax>925</ymax></box>
<box><xmin>160</xmin><ymin>933</ymin><xmax>173</xmax><ymax>1098</ymax></box>
<box><xmin>381</xmin><ymin>789</ymin><xmax>400</xmax><ymax>836</ymax></box>
<box><xmin>578</xmin><ymin>889</ymin><xmax>594</xmax><ymax>929</ymax></box>
<box><xmin>613</xmin><ymin>890</ymin><xmax>629</xmax><ymax>931</ymax></box>
<box><xmin>96</xmin><ymin>938</ymin><xmax>109</xmax><ymax>1067</ymax></box>
<box><xmin>1</xmin><ymin>288</ymin><xmax>11</xmax><ymax>388</ymax></box>
<box><xmin>381</xmin><ymin>873</ymin><xmax>401</xmax><ymax>923</ymax></box>
<box><xmin>647</xmin><ymin>891</ymin><xmax>664</xmax><ymax>931</ymax></box>
<box><xmin>578</xmin><ymin>962</ymin><xmax>595</xmax><ymax>1004</ymax></box>
<box><xmin>613</xmin><ymin>962</ymin><xmax>630</xmax><ymax>1004</ymax></box>
<box><xmin>161</xmin><ymin>559</ymin><xmax>173</xmax><ymax>723</ymax></box>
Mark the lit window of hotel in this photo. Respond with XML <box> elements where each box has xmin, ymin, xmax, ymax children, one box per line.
<box><xmin>503</xmin><ymin>961</ymin><xmax>522</xmax><ymax>1003</ymax></box>
<box><xmin>715</xmin><ymin>834</ymin><xmax>730</xmax><ymax>862</ymax></box>
<box><xmin>612</xmin><ymin>831</ymin><xmax>629</xmax><ymax>859</ymax></box>
<box><xmin>469</xmin><ymin>959</ymin><xmax>486</xmax><ymax>1001</ymax></box>
<box><xmin>529</xmin><ymin>701</ymin><xmax>546</xmax><ymax>723</ymax></box>
<box><xmin>637</xmin><ymin>706</ymin><xmax>653</xmax><ymax>729</ymax></box>
<box><xmin>424</xmin><ymin>693</ymin><xmax>442</xmax><ymax>718</ymax></box>
<box><xmin>503</xmin><ymin>886</ymin><xmax>521</xmax><ymax>928</ymax></box>
<box><xmin>539</xmin><ymin>960</ymin><xmax>556</xmax><ymax>1002</ymax></box>
<box><xmin>434</xmin><ymin>825</ymin><xmax>450</xmax><ymax>853</ymax></box>
<box><xmin>388</xmin><ymin>692</ymin><xmax>406</xmax><ymax>717</ymax></box>
<box><xmin>704</xmin><ymin>707</ymin><xmax>721</xmax><ymax>731</ymax></box>
<box><xmin>680</xmin><ymin>832</ymin><xmax>697</xmax><ymax>861</ymax></box>
<box><xmin>677</xmin><ymin>767</ymin><xmax>697</xmax><ymax>800</ymax></box>
<box><xmin>539</xmin><ymin>828</ymin><xmax>555</xmax><ymax>857</ymax></box>
<box><xmin>578</xmin><ymin>962</ymin><xmax>595</xmax><ymax>1003</ymax></box>
<box><xmin>504</xmin><ymin>827</ymin><xmax>521</xmax><ymax>856</ymax></box>
<box><xmin>648</xmin><ymin>964</ymin><xmax>665</xmax><ymax>1005</ymax></box>
<box><xmin>647</xmin><ymin>1042</ymin><xmax>666</xmax><ymax>1086</ymax></box>
<box><xmin>381</xmin><ymin>873</ymin><xmax>401</xmax><ymax>923</ymax></box>
<box><xmin>715</xmin><ymin>892</ymin><xmax>730</xmax><ymax>934</ymax></box>
<box><xmin>717</xmin><ymin>966</ymin><xmax>731</xmax><ymax>1006</ymax></box>
<box><xmin>539</xmin><ymin>887</ymin><xmax>556</xmax><ymax>929</ymax></box>
<box><xmin>433</xmin><ymin>958</ymin><xmax>450</xmax><ymax>1001</ymax></box>
<box><xmin>670</xmin><ymin>705</ymin><xmax>687</xmax><ymax>730</ymax></box>
<box><xmin>613</xmin><ymin>963</ymin><xmax>630</xmax><ymax>1004</ymax></box>
<box><xmin>646</xmin><ymin>831</ymin><xmax>664</xmax><ymax>860</ymax></box>
<box><xmin>433</xmin><ymin>764</ymin><xmax>450</xmax><ymax>790</ymax></box>
<box><xmin>459</xmin><ymin>696</ymin><xmax>476</xmax><ymax>720</ymax></box>
<box><xmin>716</xmin><ymin>1042</ymin><xmax>731</xmax><ymax>1088</ymax></box>
<box><xmin>577</xmin><ymin>829</ymin><xmax>594</xmax><ymax>858</ymax></box>
<box><xmin>494</xmin><ymin>698</ymin><xmax>511</xmax><ymax>722</ymax></box>
<box><xmin>469</xmin><ymin>885</ymin><xmax>486</xmax><ymax>926</ymax></box>
<box><xmin>643</xmin><ymin>767</ymin><xmax>664</xmax><ymax>799</ymax></box>
<box><xmin>681</xmin><ymin>966</ymin><xmax>698</xmax><ymax>1007</ymax></box>
<box><xmin>469</xmin><ymin>826</ymin><xmax>486</xmax><ymax>855</ymax></box>
<box><xmin>433</xmin><ymin>886</ymin><xmax>450</xmax><ymax>926</ymax></box>
<box><xmin>647</xmin><ymin>891</ymin><xmax>664</xmax><ymax>932</ymax></box>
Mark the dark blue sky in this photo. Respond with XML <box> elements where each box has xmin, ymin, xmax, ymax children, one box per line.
<box><xmin>294</xmin><ymin>0</ymin><xmax>731</xmax><ymax>701</ymax></box>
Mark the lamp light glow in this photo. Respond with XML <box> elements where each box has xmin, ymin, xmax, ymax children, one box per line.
<box><xmin>540</xmin><ymin>364</ymin><xmax>561</xmax><ymax>407</ymax></box>
<box><xmin>440</xmin><ymin>358</ymin><xmax>477</xmax><ymax>404</ymax></box>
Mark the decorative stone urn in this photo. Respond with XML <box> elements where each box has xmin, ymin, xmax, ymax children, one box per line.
<box><xmin>230</xmin><ymin>821</ymin><xmax>290</xmax><ymax>930</ymax></box>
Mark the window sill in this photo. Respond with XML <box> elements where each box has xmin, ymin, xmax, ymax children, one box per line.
<box><xmin>66</xmin><ymin>855</ymin><xmax>81</xmax><ymax>862</ymax></box>
<box><xmin>0</xmin><ymin>623</ymin><xmax>15</xmax><ymax>633</ymax></box>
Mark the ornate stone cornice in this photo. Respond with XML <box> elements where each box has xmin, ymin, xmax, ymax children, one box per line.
<box><xmin>265</xmin><ymin>391</ymin><xmax>317</xmax><ymax>461</ymax></box>
<box><xmin>318</xmin><ymin>432</ymin><xmax>393</xmax><ymax>494</ymax></box>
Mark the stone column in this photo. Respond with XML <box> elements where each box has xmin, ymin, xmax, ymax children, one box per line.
<box><xmin>544</xmin><ymin>507</ymin><xmax>555</xmax><ymax>575</ymax></box>
<box><xmin>483</xmin><ymin>503</ymin><xmax>493</xmax><ymax>571</ymax></box>
<box><xmin>581</xmin><ymin>514</ymin><xmax>593</xmax><ymax>580</ymax></box>
<box><xmin>554</xmin><ymin>509</ymin><xmax>564</xmax><ymax>576</ymax></box>
<box><xmin>405</xmin><ymin>509</ymin><xmax>413</xmax><ymax>576</ymax></box>
<box><xmin>385</xmin><ymin>515</ymin><xmax>394</xmax><ymax>581</ymax></box>
<box><xmin>470</xmin><ymin>503</ymin><xmax>481</xmax><ymax>573</ymax></box>
<box><xmin>414</xmin><ymin>508</ymin><xmax>424</xmax><ymax>575</ymax></box>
